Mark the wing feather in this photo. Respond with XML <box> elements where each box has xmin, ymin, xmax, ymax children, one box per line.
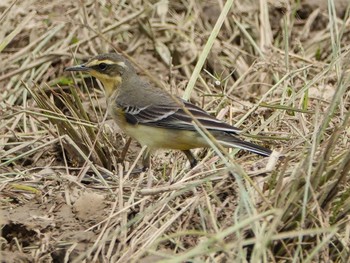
<box><xmin>123</xmin><ymin>100</ymin><xmax>241</xmax><ymax>135</ymax></box>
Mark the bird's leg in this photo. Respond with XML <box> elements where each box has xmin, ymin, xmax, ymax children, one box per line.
<box><xmin>182</xmin><ymin>150</ymin><xmax>198</xmax><ymax>168</ymax></box>
<box><xmin>142</xmin><ymin>147</ymin><xmax>154</xmax><ymax>189</ymax></box>
<box><xmin>142</xmin><ymin>148</ymin><xmax>151</xmax><ymax>171</ymax></box>
<box><xmin>120</xmin><ymin>138</ymin><xmax>132</xmax><ymax>164</ymax></box>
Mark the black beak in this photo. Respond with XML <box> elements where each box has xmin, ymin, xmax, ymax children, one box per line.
<box><xmin>64</xmin><ymin>64</ymin><xmax>90</xmax><ymax>72</ymax></box>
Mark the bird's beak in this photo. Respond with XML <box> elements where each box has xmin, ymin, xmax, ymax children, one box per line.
<box><xmin>64</xmin><ymin>64</ymin><xmax>90</xmax><ymax>72</ymax></box>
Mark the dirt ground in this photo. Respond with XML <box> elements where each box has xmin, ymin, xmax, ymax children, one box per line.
<box><xmin>1</xmin><ymin>0</ymin><xmax>350</xmax><ymax>262</ymax></box>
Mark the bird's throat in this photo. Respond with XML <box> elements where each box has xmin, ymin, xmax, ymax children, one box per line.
<box><xmin>100</xmin><ymin>76</ymin><xmax>122</xmax><ymax>97</ymax></box>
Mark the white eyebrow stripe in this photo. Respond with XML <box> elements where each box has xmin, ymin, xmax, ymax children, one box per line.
<box><xmin>86</xmin><ymin>59</ymin><xmax>117</xmax><ymax>67</ymax></box>
<box><xmin>116</xmin><ymin>61</ymin><xmax>126</xmax><ymax>68</ymax></box>
<box><xmin>86</xmin><ymin>60</ymin><xmax>126</xmax><ymax>68</ymax></box>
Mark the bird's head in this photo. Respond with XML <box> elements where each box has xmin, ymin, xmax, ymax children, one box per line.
<box><xmin>65</xmin><ymin>53</ymin><xmax>134</xmax><ymax>96</ymax></box>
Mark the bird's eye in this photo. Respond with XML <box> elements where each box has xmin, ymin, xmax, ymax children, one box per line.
<box><xmin>98</xmin><ymin>63</ymin><xmax>107</xmax><ymax>70</ymax></box>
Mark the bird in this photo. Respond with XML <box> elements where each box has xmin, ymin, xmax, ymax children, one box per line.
<box><xmin>65</xmin><ymin>53</ymin><xmax>272</xmax><ymax>170</ymax></box>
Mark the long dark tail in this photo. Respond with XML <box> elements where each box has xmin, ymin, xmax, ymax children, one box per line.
<box><xmin>218</xmin><ymin>136</ymin><xmax>272</xmax><ymax>157</ymax></box>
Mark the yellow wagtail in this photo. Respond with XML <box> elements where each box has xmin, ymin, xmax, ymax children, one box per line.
<box><xmin>65</xmin><ymin>53</ymin><xmax>272</xmax><ymax>169</ymax></box>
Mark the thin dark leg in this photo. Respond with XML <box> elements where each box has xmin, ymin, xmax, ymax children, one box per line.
<box><xmin>142</xmin><ymin>148</ymin><xmax>151</xmax><ymax>171</ymax></box>
<box><xmin>120</xmin><ymin>138</ymin><xmax>132</xmax><ymax>163</ymax></box>
<box><xmin>182</xmin><ymin>150</ymin><xmax>198</xmax><ymax>168</ymax></box>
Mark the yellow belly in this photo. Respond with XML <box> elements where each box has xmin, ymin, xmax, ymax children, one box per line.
<box><xmin>109</xmin><ymin>105</ymin><xmax>208</xmax><ymax>150</ymax></box>
<box><xmin>124</xmin><ymin>124</ymin><xmax>207</xmax><ymax>150</ymax></box>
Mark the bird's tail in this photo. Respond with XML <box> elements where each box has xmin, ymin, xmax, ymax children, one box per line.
<box><xmin>217</xmin><ymin>136</ymin><xmax>272</xmax><ymax>157</ymax></box>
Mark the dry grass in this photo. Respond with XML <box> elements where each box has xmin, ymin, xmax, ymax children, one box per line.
<box><xmin>1</xmin><ymin>0</ymin><xmax>350</xmax><ymax>262</ymax></box>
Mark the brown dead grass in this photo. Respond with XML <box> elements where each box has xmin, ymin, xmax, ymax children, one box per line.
<box><xmin>1</xmin><ymin>0</ymin><xmax>350</xmax><ymax>262</ymax></box>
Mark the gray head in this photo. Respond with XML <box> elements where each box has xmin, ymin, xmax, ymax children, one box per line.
<box><xmin>65</xmin><ymin>53</ymin><xmax>135</xmax><ymax>96</ymax></box>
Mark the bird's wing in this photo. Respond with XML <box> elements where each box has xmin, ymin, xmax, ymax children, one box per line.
<box><xmin>122</xmin><ymin>100</ymin><xmax>241</xmax><ymax>135</ymax></box>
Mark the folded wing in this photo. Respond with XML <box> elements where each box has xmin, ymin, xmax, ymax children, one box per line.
<box><xmin>122</xmin><ymin>100</ymin><xmax>241</xmax><ymax>135</ymax></box>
